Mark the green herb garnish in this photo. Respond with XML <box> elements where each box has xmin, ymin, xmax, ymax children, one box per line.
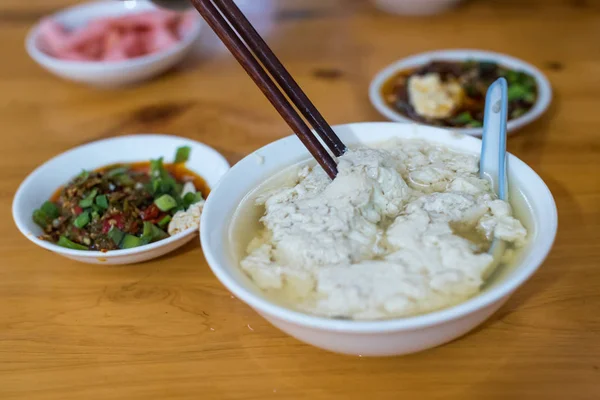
<box><xmin>182</xmin><ymin>192</ymin><xmax>203</xmax><ymax>209</ymax></box>
<box><xmin>106</xmin><ymin>166</ymin><xmax>129</xmax><ymax>177</ymax></box>
<box><xmin>507</xmin><ymin>83</ymin><xmax>536</xmax><ymax>103</ymax></box>
<box><xmin>174</xmin><ymin>146</ymin><xmax>191</xmax><ymax>163</ymax></box>
<box><xmin>116</xmin><ymin>174</ymin><xmax>134</xmax><ymax>187</ymax></box>
<box><xmin>150</xmin><ymin>157</ymin><xmax>164</xmax><ymax>178</ymax></box>
<box><xmin>77</xmin><ymin>170</ymin><xmax>90</xmax><ymax>183</ymax></box>
<box><xmin>79</xmin><ymin>189</ymin><xmax>98</xmax><ymax>208</ymax></box>
<box><xmin>451</xmin><ymin>111</ymin><xmax>475</xmax><ymax>125</ymax></box>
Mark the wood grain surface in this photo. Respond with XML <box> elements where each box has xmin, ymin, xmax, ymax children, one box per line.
<box><xmin>1</xmin><ymin>0</ymin><xmax>599</xmax><ymax>399</ymax></box>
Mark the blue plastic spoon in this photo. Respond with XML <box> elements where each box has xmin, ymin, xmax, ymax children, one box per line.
<box><xmin>480</xmin><ymin>77</ymin><xmax>508</xmax><ymax>278</ymax></box>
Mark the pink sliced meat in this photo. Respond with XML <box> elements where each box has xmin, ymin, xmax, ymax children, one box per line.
<box><xmin>37</xmin><ymin>9</ymin><xmax>194</xmax><ymax>62</ymax></box>
<box><xmin>54</xmin><ymin>49</ymin><xmax>90</xmax><ymax>61</ymax></box>
<box><xmin>38</xmin><ymin>18</ymin><xmax>70</xmax><ymax>55</ymax></box>
<box><xmin>177</xmin><ymin>10</ymin><xmax>198</xmax><ymax>39</ymax></box>
<box><xmin>120</xmin><ymin>31</ymin><xmax>146</xmax><ymax>58</ymax></box>
<box><xmin>60</xmin><ymin>19</ymin><xmax>112</xmax><ymax>54</ymax></box>
<box><xmin>147</xmin><ymin>25</ymin><xmax>179</xmax><ymax>53</ymax></box>
<box><xmin>102</xmin><ymin>30</ymin><xmax>128</xmax><ymax>61</ymax></box>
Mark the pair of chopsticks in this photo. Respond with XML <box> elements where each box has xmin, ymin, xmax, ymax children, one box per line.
<box><xmin>188</xmin><ymin>0</ymin><xmax>346</xmax><ymax>179</ymax></box>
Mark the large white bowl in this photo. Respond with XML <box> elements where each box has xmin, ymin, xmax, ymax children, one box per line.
<box><xmin>25</xmin><ymin>0</ymin><xmax>202</xmax><ymax>87</ymax></box>
<box><xmin>369</xmin><ymin>49</ymin><xmax>553</xmax><ymax>137</ymax></box>
<box><xmin>13</xmin><ymin>134</ymin><xmax>229</xmax><ymax>265</ymax></box>
<box><xmin>200</xmin><ymin>122</ymin><xmax>557</xmax><ymax>356</ymax></box>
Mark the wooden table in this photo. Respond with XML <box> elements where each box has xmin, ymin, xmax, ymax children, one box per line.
<box><xmin>1</xmin><ymin>0</ymin><xmax>599</xmax><ymax>398</ymax></box>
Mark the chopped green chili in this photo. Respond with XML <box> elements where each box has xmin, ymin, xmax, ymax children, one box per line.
<box><xmin>57</xmin><ymin>236</ymin><xmax>88</xmax><ymax>250</ymax></box>
<box><xmin>154</xmin><ymin>194</ymin><xmax>177</xmax><ymax>211</ymax></box>
<box><xmin>142</xmin><ymin>222</ymin><xmax>168</xmax><ymax>242</ymax></box>
<box><xmin>95</xmin><ymin>194</ymin><xmax>108</xmax><ymax>209</ymax></box>
<box><xmin>158</xmin><ymin>215</ymin><xmax>171</xmax><ymax>229</ymax></box>
<box><xmin>79</xmin><ymin>189</ymin><xmax>98</xmax><ymax>208</ymax></box>
<box><xmin>73</xmin><ymin>211</ymin><xmax>90</xmax><ymax>229</ymax></box>
<box><xmin>121</xmin><ymin>234</ymin><xmax>143</xmax><ymax>249</ymax></box>
<box><xmin>108</xmin><ymin>227</ymin><xmax>125</xmax><ymax>247</ymax></box>
<box><xmin>32</xmin><ymin>209</ymin><xmax>51</xmax><ymax>228</ymax></box>
<box><xmin>41</xmin><ymin>201</ymin><xmax>60</xmax><ymax>219</ymax></box>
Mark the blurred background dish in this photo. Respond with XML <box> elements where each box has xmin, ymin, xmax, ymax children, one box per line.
<box><xmin>25</xmin><ymin>0</ymin><xmax>202</xmax><ymax>87</ymax></box>
<box><xmin>369</xmin><ymin>49</ymin><xmax>552</xmax><ymax>136</ymax></box>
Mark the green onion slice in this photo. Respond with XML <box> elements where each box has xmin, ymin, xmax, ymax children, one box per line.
<box><xmin>154</xmin><ymin>194</ymin><xmax>177</xmax><ymax>211</ymax></box>
<box><xmin>57</xmin><ymin>236</ymin><xmax>88</xmax><ymax>250</ymax></box>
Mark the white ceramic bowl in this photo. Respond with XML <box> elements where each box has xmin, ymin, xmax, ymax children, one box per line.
<box><xmin>13</xmin><ymin>134</ymin><xmax>229</xmax><ymax>265</ymax></box>
<box><xmin>25</xmin><ymin>0</ymin><xmax>202</xmax><ymax>87</ymax></box>
<box><xmin>369</xmin><ymin>49</ymin><xmax>553</xmax><ymax>137</ymax></box>
<box><xmin>371</xmin><ymin>0</ymin><xmax>462</xmax><ymax>15</ymax></box>
<box><xmin>200</xmin><ymin>122</ymin><xmax>557</xmax><ymax>356</ymax></box>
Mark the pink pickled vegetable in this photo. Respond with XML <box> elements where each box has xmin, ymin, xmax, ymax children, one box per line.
<box><xmin>37</xmin><ymin>9</ymin><xmax>197</xmax><ymax>62</ymax></box>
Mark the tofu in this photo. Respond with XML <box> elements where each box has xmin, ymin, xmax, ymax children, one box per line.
<box><xmin>407</xmin><ymin>73</ymin><xmax>464</xmax><ymax>119</ymax></box>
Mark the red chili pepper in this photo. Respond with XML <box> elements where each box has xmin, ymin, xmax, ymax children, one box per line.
<box><xmin>74</xmin><ymin>206</ymin><xmax>83</xmax><ymax>216</ymax></box>
<box><xmin>129</xmin><ymin>221</ymin><xmax>139</xmax><ymax>234</ymax></box>
<box><xmin>101</xmin><ymin>213</ymin><xmax>125</xmax><ymax>234</ymax></box>
<box><xmin>141</xmin><ymin>204</ymin><xmax>160</xmax><ymax>221</ymax></box>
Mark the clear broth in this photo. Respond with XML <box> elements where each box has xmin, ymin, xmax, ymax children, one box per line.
<box><xmin>228</xmin><ymin>158</ymin><xmax>537</xmax><ymax>311</ymax></box>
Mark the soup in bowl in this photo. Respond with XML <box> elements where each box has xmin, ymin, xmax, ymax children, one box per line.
<box><xmin>200</xmin><ymin>122</ymin><xmax>557</xmax><ymax>356</ymax></box>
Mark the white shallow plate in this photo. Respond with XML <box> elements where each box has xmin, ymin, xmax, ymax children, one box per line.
<box><xmin>369</xmin><ymin>49</ymin><xmax>552</xmax><ymax>136</ymax></box>
<box><xmin>13</xmin><ymin>134</ymin><xmax>229</xmax><ymax>265</ymax></box>
<box><xmin>25</xmin><ymin>0</ymin><xmax>203</xmax><ymax>87</ymax></box>
<box><xmin>201</xmin><ymin>122</ymin><xmax>558</xmax><ymax>356</ymax></box>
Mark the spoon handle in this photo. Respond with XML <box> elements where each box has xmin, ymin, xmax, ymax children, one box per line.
<box><xmin>480</xmin><ymin>77</ymin><xmax>508</xmax><ymax>201</ymax></box>
<box><xmin>480</xmin><ymin>78</ymin><xmax>509</xmax><ymax>279</ymax></box>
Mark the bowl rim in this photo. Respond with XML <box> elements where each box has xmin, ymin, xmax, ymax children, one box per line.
<box><xmin>368</xmin><ymin>49</ymin><xmax>553</xmax><ymax>137</ymax></box>
<box><xmin>12</xmin><ymin>133</ymin><xmax>229</xmax><ymax>259</ymax></box>
<box><xmin>200</xmin><ymin>122</ymin><xmax>558</xmax><ymax>333</ymax></box>
<box><xmin>25</xmin><ymin>0</ymin><xmax>202</xmax><ymax>71</ymax></box>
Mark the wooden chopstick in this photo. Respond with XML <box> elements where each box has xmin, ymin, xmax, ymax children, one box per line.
<box><xmin>212</xmin><ymin>0</ymin><xmax>347</xmax><ymax>158</ymax></box>
<box><xmin>188</xmin><ymin>0</ymin><xmax>342</xmax><ymax>179</ymax></box>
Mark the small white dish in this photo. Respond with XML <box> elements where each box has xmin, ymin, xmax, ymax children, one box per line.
<box><xmin>369</xmin><ymin>49</ymin><xmax>552</xmax><ymax>137</ymax></box>
<box><xmin>200</xmin><ymin>122</ymin><xmax>557</xmax><ymax>356</ymax></box>
<box><xmin>13</xmin><ymin>134</ymin><xmax>229</xmax><ymax>265</ymax></box>
<box><xmin>25</xmin><ymin>0</ymin><xmax>202</xmax><ymax>87</ymax></box>
<box><xmin>371</xmin><ymin>0</ymin><xmax>462</xmax><ymax>15</ymax></box>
